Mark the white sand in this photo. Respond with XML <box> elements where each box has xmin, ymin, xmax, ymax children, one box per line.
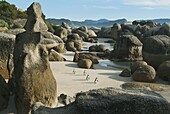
<box><xmin>1</xmin><ymin>38</ymin><xmax>170</xmax><ymax>114</ymax></box>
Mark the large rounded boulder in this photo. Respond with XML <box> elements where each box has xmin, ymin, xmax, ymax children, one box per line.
<box><xmin>54</xmin><ymin>27</ymin><xmax>68</xmax><ymax>42</ymax></box>
<box><xmin>73</xmin><ymin>52</ymin><xmax>100</xmax><ymax>64</ymax></box>
<box><xmin>132</xmin><ymin>65</ymin><xmax>156</xmax><ymax>82</ymax></box>
<box><xmin>78</xmin><ymin>59</ymin><xmax>93</xmax><ymax>69</ymax></box>
<box><xmin>142</xmin><ymin>35</ymin><xmax>170</xmax><ymax>69</ymax></box>
<box><xmin>87</xmin><ymin>29</ymin><xmax>97</xmax><ymax>38</ymax></box>
<box><xmin>130</xmin><ymin>61</ymin><xmax>148</xmax><ymax>74</ymax></box>
<box><xmin>143</xmin><ymin>35</ymin><xmax>170</xmax><ymax>54</ymax></box>
<box><xmin>157</xmin><ymin>61</ymin><xmax>170</xmax><ymax>81</ymax></box>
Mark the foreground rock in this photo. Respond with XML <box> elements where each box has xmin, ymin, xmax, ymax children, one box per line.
<box><xmin>32</xmin><ymin>87</ymin><xmax>170</xmax><ymax>114</ymax></box>
<box><xmin>0</xmin><ymin>75</ymin><xmax>10</xmax><ymax>111</ymax></box>
<box><xmin>14</xmin><ymin>2</ymin><xmax>57</xmax><ymax>114</ymax></box>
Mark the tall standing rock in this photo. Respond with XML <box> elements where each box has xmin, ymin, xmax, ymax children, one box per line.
<box><xmin>14</xmin><ymin>2</ymin><xmax>57</xmax><ymax>114</ymax></box>
<box><xmin>24</xmin><ymin>2</ymin><xmax>48</xmax><ymax>32</ymax></box>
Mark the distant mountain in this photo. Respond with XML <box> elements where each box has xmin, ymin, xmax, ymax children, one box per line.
<box><xmin>46</xmin><ymin>18</ymin><xmax>127</xmax><ymax>28</ymax></box>
<box><xmin>46</xmin><ymin>18</ymin><xmax>170</xmax><ymax>28</ymax></box>
<box><xmin>152</xmin><ymin>19</ymin><xmax>170</xmax><ymax>24</ymax></box>
<box><xmin>135</xmin><ymin>18</ymin><xmax>170</xmax><ymax>24</ymax></box>
<box><xmin>46</xmin><ymin>18</ymin><xmax>75</xmax><ymax>28</ymax></box>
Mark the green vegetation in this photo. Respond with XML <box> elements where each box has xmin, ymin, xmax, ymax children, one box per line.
<box><xmin>45</xmin><ymin>21</ymin><xmax>55</xmax><ymax>33</ymax></box>
<box><xmin>0</xmin><ymin>19</ymin><xmax>8</xmax><ymax>27</ymax></box>
<box><xmin>0</xmin><ymin>1</ymin><xmax>27</xmax><ymax>27</ymax></box>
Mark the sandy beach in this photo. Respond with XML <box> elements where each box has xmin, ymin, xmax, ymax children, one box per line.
<box><xmin>1</xmin><ymin>38</ymin><xmax>170</xmax><ymax>114</ymax></box>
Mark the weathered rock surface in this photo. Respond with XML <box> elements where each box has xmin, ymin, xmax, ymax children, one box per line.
<box><xmin>143</xmin><ymin>35</ymin><xmax>170</xmax><ymax>54</ymax></box>
<box><xmin>2</xmin><ymin>28</ymin><xmax>25</xmax><ymax>35</ymax></box>
<box><xmin>111</xmin><ymin>23</ymin><xmax>121</xmax><ymax>40</ymax></box>
<box><xmin>113</xmin><ymin>35</ymin><xmax>143</xmax><ymax>61</ymax></box>
<box><xmin>130</xmin><ymin>61</ymin><xmax>148</xmax><ymax>74</ymax></box>
<box><xmin>14</xmin><ymin>2</ymin><xmax>57</xmax><ymax>114</ymax></box>
<box><xmin>98</xmin><ymin>26</ymin><xmax>112</xmax><ymax>38</ymax></box>
<box><xmin>41</xmin><ymin>31</ymin><xmax>63</xmax><ymax>43</ymax></box>
<box><xmin>53</xmin><ymin>43</ymin><xmax>67</xmax><ymax>53</ymax></box>
<box><xmin>58</xmin><ymin>93</ymin><xmax>75</xmax><ymax>106</ymax></box>
<box><xmin>157</xmin><ymin>61</ymin><xmax>170</xmax><ymax>82</ymax></box>
<box><xmin>48</xmin><ymin>50</ymin><xmax>66</xmax><ymax>61</ymax></box>
<box><xmin>89</xmin><ymin>44</ymin><xmax>107</xmax><ymax>52</ymax></box>
<box><xmin>14</xmin><ymin>31</ymin><xmax>57</xmax><ymax>114</ymax></box>
<box><xmin>132</xmin><ymin>65</ymin><xmax>156</xmax><ymax>82</ymax></box>
<box><xmin>0</xmin><ymin>75</ymin><xmax>10</xmax><ymax>111</ymax></box>
<box><xmin>121</xmin><ymin>82</ymin><xmax>164</xmax><ymax>91</ymax></box>
<box><xmin>78</xmin><ymin>59</ymin><xmax>93</xmax><ymax>69</ymax></box>
<box><xmin>24</xmin><ymin>2</ymin><xmax>48</xmax><ymax>32</ymax></box>
<box><xmin>119</xmin><ymin>68</ymin><xmax>131</xmax><ymax>77</ymax></box>
<box><xmin>0</xmin><ymin>32</ymin><xmax>15</xmax><ymax>79</ymax></box>
<box><xmin>32</xmin><ymin>87</ymin><xmax>170</xmax><ymax>114</ymax></box>
<box><xmin>143</xmin><ymin>51</ymin><xmax>170</xmax><ymax>69</ymax></box>
<box><xmin>54</xmin><ymin>27</ymin><xmax>68</xmax><ymax>42</ymax></box>
<box><xmin>73</xmin><ymin>52</ymin><xmax>100</xmax><ymax>64</ymax></box>
<box><xmin>87</xmin><ymin>29</ymin><xmax>97</xmax><ymax>38</ymax></box>
<box><xmin>142</xmin><ymin>35</ymin><xmax>170</xmax><ymax>69</ymax></box>
<box><xmin>66</xmin><ymin>33</ymin><xmax>83</xmax><ymax>51</ymax></box>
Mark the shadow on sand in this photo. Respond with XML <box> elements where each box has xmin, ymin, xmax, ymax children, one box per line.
<box><xmin>82</xmin><ymin>82</ymin><xmax>96</xmax><ymax>84</ymax></box>
<box><xmin>98</xmin><ymin>72</ymin><xmax>133</xmax><ymax>82</ymax></box>
<box><xmin>72</xmin><ymin>79</ymin><xmax>86</xmax><ymax>81</ymax></box>
<box><xmin>65</xmin><ymin>63</ymin><xmax>78</xmax><ymax>68</ymax></box>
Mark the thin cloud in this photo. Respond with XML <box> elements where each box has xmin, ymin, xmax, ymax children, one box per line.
<box><xmin>141</xmin><ymin>7</ymin><xmax>155</xmax><ymax>10</ymax></box>
<box><xmin>92</xmin><ymin>5</ymin><xmax>117</xmax><ymax>9</ymax></box>
<box><xmin>82</xmin><ymin>5</ymin><xmax>117</xmax><ymax>10</ymax></box>
<box><xmin>123</xmin><ymin>0</ymin><xmax>170</xmax><ymax>7</ymax></box>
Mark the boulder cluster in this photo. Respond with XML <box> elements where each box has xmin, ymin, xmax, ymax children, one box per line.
<box><xmin>0</xmin><ymin>2</ymin><xmax>170</xmax><ymax>114</ymax></box>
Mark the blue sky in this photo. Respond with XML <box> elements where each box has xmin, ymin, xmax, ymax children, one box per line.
<box><xmin>6</xmin><ymin>0</ymin><xmax>170</xmax><ymax>21</ymax></box>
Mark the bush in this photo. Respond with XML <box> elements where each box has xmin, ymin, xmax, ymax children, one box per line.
<box><xmin>0</xmin><ymin>19</ymin><xmax>8</xmax><ymax>27</ymax></box>
<box><xmin>45</xmin><ymin>21</ymin><xmax>55</xmax><ymax>33</ymax></box>
<box><xmin>0</xmin><ymin>1</ymin><xmax>27</xmax><ymax>27</ymax></box>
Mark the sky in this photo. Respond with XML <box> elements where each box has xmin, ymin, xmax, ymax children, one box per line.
<box><xmin>6</xmin><ymin>0</ymin><xmax>170</xmax><ymax>21</ymax></box>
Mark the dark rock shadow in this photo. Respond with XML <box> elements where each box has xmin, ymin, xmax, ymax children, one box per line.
<box><xmin>63</xmin><ymin>73</ymin><xmax>84</xmax><ymax>76</ymax></box>
<box><xmin>98</xmin><ymin>72</ymin><xmax>133</xmax><ymax>82</ymax></box>
<box><xmin>72</xmin><ymin>79</ymin><xmax>86</xmax><ymax>81</ymax></box>
<box><xmin>82</xmin><ymin>82</ymin><xmax>96</xmax><ymax>84</ymax></box>
<box><xmin>65</xmin><ymin>63</ymin><xmax>78</xmax><ymax>68</ymax></box>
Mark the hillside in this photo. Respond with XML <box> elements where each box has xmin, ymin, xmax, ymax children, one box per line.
<box><xmin>47</xmin><ymin>18</ymin><xmax>170</xmax><ymax>28</ymax></box>
<box><xmin>46</xmin><ymin>18</ymin><xmax>127</xmax><ymax>28</ymax></box>
<box><xmin>0</xmin><ymin>1</ymin><xmax>27</xmax><ymax>27</ymax></box>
